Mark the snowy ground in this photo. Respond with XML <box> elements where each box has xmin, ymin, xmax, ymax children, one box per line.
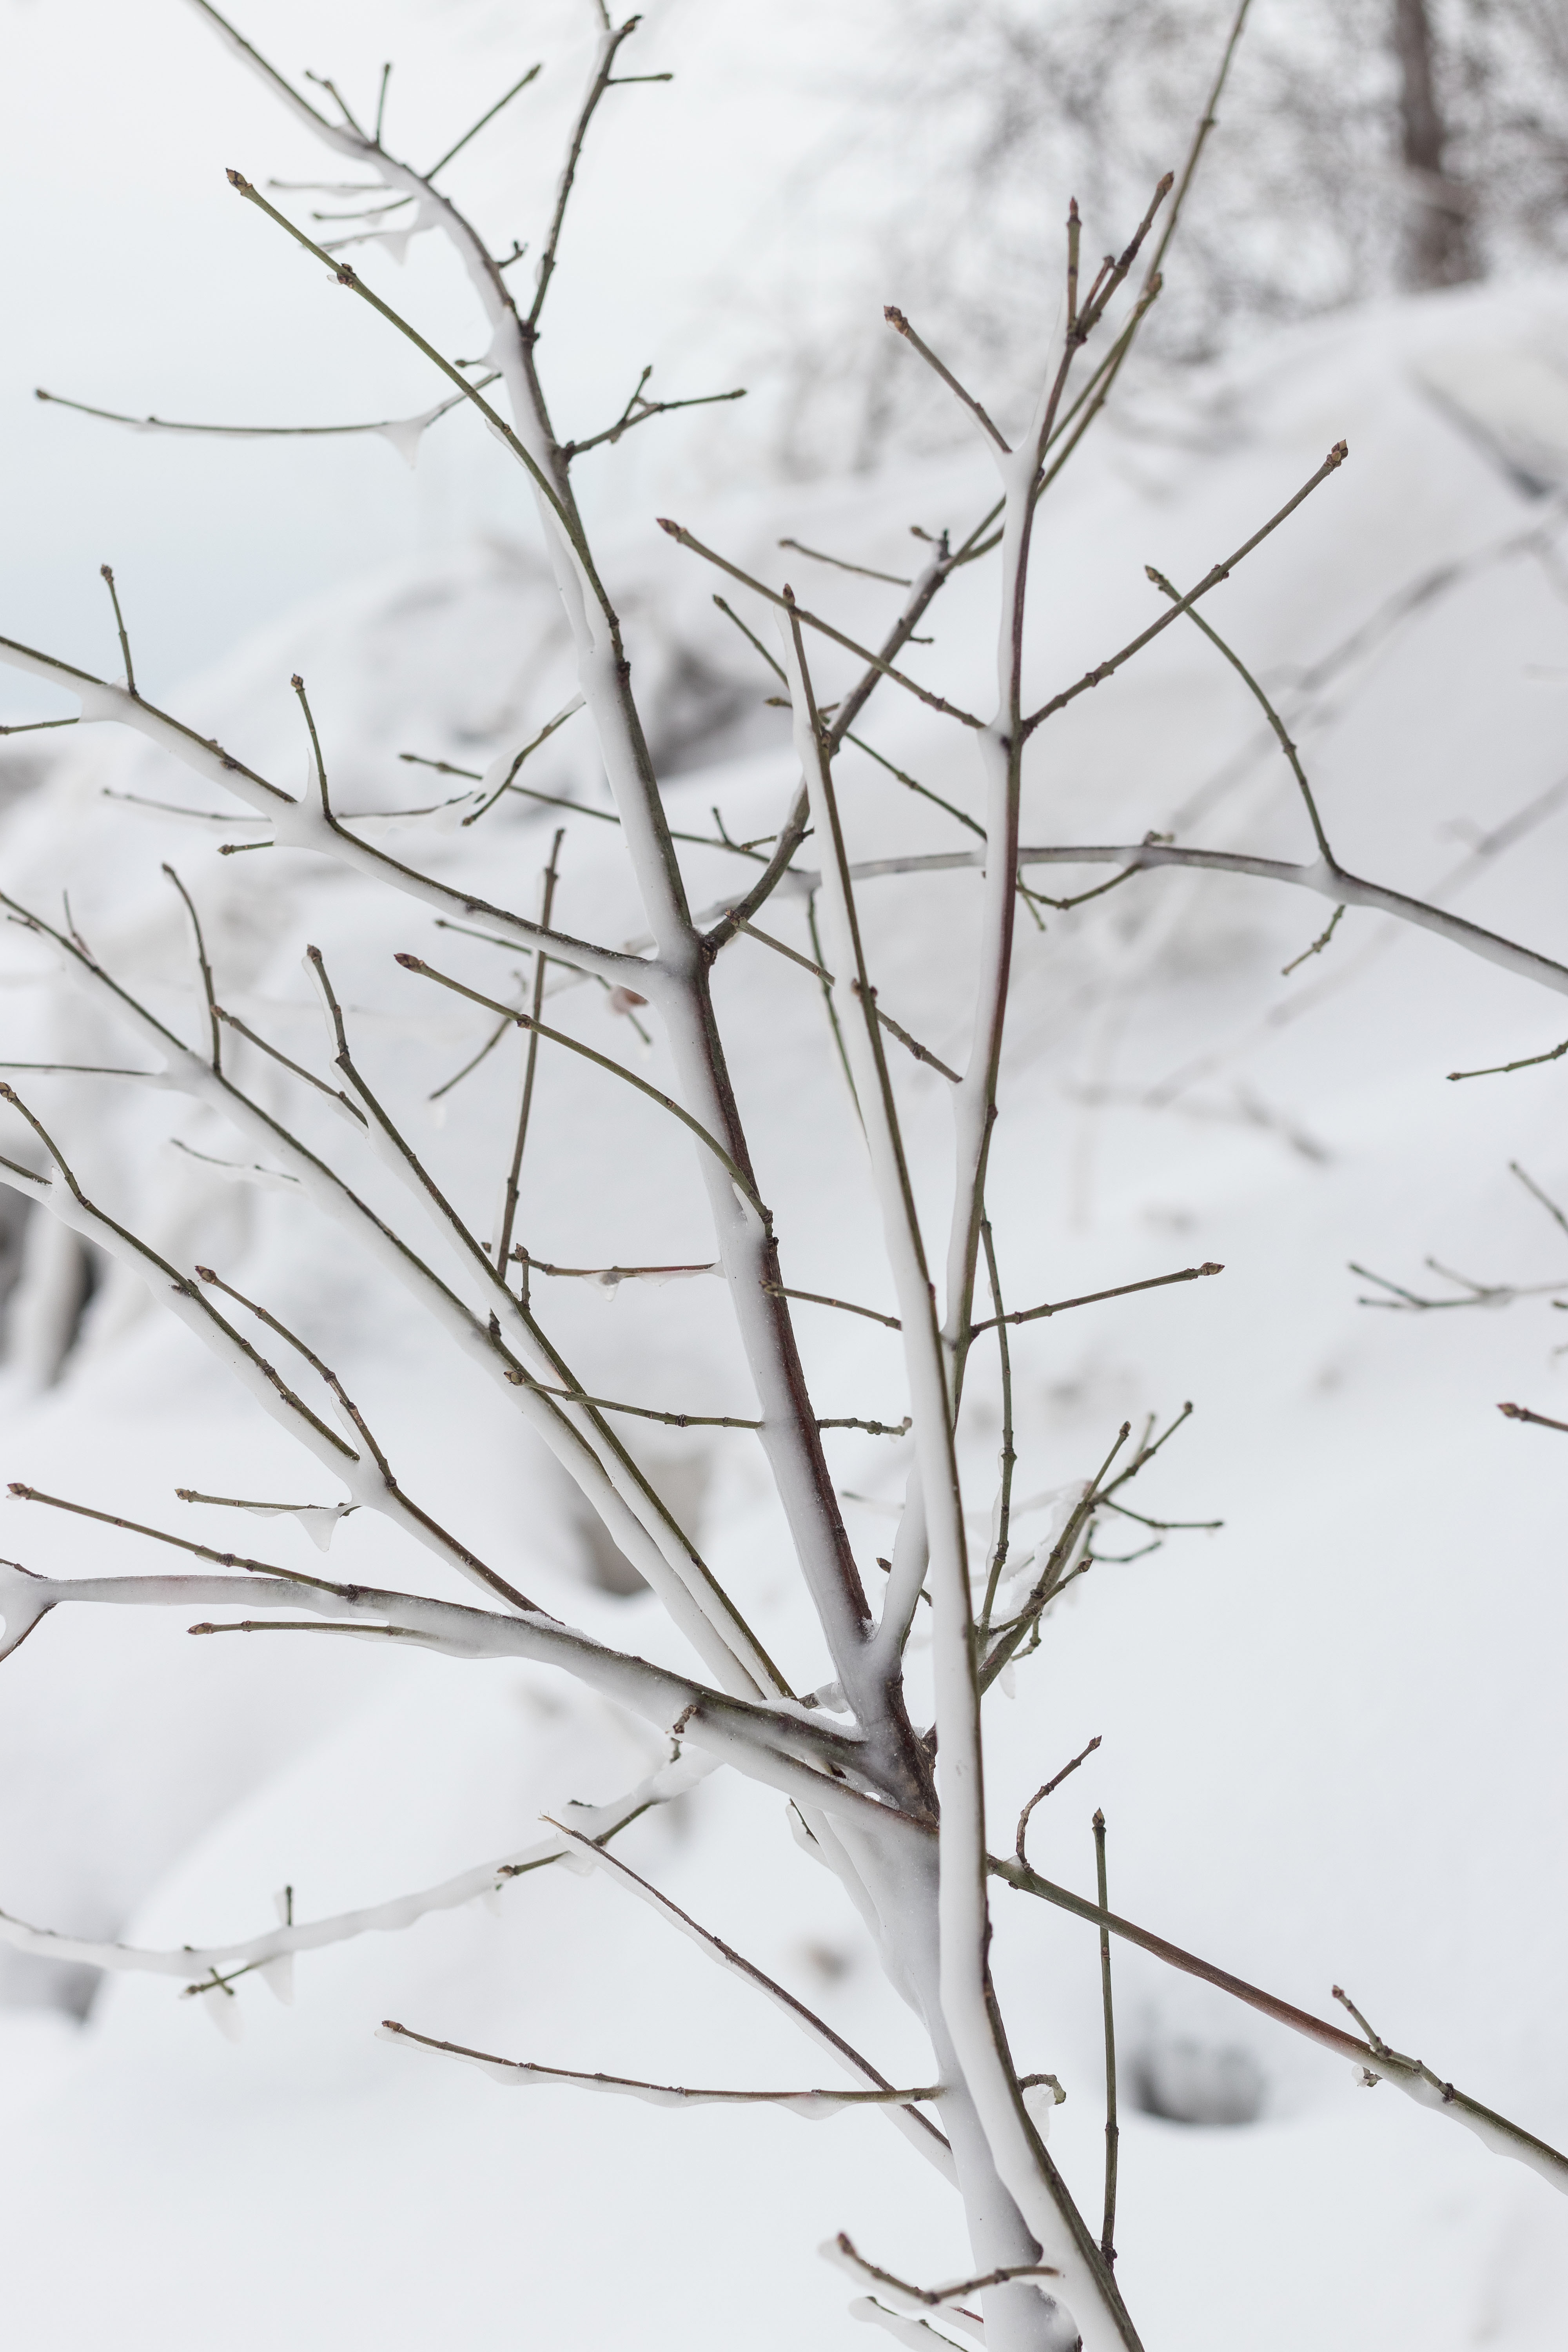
<box><xmin>3</xmin><ymin>266</ymin><xmax>1568</xmax><ymax>2347</ymax></box>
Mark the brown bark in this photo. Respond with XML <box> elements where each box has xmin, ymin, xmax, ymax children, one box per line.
<box><xmin>1393</xmin><ymin>0</ymin><xmax>1477</xmax><ymax>288</ymax></box>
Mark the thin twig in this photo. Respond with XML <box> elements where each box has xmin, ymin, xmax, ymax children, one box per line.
<box><xmin>970</xmin><ymin>1260</ymin><xmax>1223</xmax><ymax>1336</ymax></box>
<box><xmin>7</xmin><ymin>1483</ymin><xmax>298</xmax><ymax>1580</ymax></box>
<box><xmin>1448</xmin><ymin>1036</ymin><xmax>1568</xmax><ymax>1082</ymax></box>
<box><xmin>1282</xmin><ymin>903</ymin><xmax>1344</xmax><ymax>977</ymax></box>
<box><xmin>829</xmin><ymin>2234</ymin><xmax>1060</xmax><ymax>2308</ymax></box>
<box><xmin>215</xmin><ymin>1006</ymin><xmax>366</xmax><ymax>1120</ymax></box>
<box><xmin>1014</xmin><ymin>1735</ymin><xmax>1102</xmax><ymax>1865</ymax></box>
<box><xmin>764</xmin><ymin>1284</ymin><xmax>901</xmax><ymax>1332</ymax></box>
<box><xmin>161</xmin><ymin>866</ymin><xmax>221</xmax><ymax>1072</ymax></box>
<box><xmin>1094</xmin><ymin>1809</ymin><xmax>1119</xmax><ymax>2267</ymax></box>
<box><xmin>426</xmin><ymin>62</ymin><xmax>541</xmax><ymax>180</ymax></box>
<box><xmin>563</xmin><ymin>368</ymin><xmax>745</xmax><ymax>463</ymax></box>
<box><xmin>461</xmin><ymin>699</ymin><xmax>584</xmax><ymax>826</ymax></box>
<box><xmin>394</xmin><ymin>956</ymin><xmax>769</xmax><ymax>1222</ymax></box>
<box><xmin>882</xmin><ymin>308</ymin><xmax>1010</xmax><ymax>452</ymax></box>
<box><xmin>98</xmin><ymin>564</ymin><xmax>136</xmax><ymax>697</ymax></box>
<box><xmin>496</xmin><ymin>830</ymin><xmax>563</xmax><ymax>1273</ymax></box>
<box><xmin>1022</xmin><ymin>446</ymin><xmax>1349</xmax><ymax>739</ymax></box>
<box><xmin>844</xmin><ymin>730</ymin><xmax>985</xmax><ymax>840</ymax></box>
<box><xmin>657</xmin><ymin>524</ymin><xmax>985</xmax><ymax>730</ymax></box>
<box><xmin>778</xmin><ymin>539</ymin><xmax>912</xmax><ymax>588</ymax></box>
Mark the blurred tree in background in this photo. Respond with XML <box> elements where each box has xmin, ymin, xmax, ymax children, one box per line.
<box><xmin>758</xmin><ymin>0</ymin><xmax>1568</xmax><ymax>472</ymax></box>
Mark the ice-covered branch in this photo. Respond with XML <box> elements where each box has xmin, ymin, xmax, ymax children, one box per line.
<box><xmin>36</xmin><ymin>381</ymin><xmax>488</xmax><ymax>470</ymax></box>
<box><xmin>0</xmin><ymin>1752</ymin><xmax>710</xmax><ymax>1991</ymax></box>
<box><xmin>780</xmin><ymin>617</ymin><xmax>1133</xmax><ymax>2352</ymax></box>
<box><xmin>0</xmin><ymin>1556</ymin><xmax>912</xmax><ymax>1829</ymax></box>
<box><xmin>833</xmin><ymin>842</ymin><xmax>1568</xmax><ymax>1004</ymax></box>
<box><xmin>0</xmin><ymin>897</ymin><xmax>782</xmax><ymax>1699</ymax></box>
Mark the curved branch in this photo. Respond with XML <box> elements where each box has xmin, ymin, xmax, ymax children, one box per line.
<box><xmin>833</xmin><ymin>842</ymin><xmax>1568</xmax><ymax>1003</ymax></box>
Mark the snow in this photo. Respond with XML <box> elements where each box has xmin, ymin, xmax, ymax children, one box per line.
<box><xmin>3</xmin><ymin>266</ymin><xmax>1568</xmax><ymax>2344</ymax></box>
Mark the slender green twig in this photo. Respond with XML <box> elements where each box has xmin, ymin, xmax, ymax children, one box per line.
<box><xmin>711</xmin><ymin>593</ymin><xmax>788</xmax><ymax>684</ymax></box>
<box><xmin>98</xmin><ymin>564</ymin><xmax>136</xmax><ymax>696</ymax></box>
<box><xmin>563</xmin><ymin>368</ymin><xmax>746</xmax><ymax>463</ymax></box>
<box><xmin>844</xmin><ymin>729</ymin><xmax>985</xmax><ymax>840</ymax></box>
<box><xmin>1448</xmin><ymin>1037</ymin><xmax>1568</xmax><ymax>1082</ymax></box>
<box><xmin>1147</xmin><ymin>567</ymin><xmax>1334</xmax><ymax>860</ymax></box>
<box><xmin>1512</xmin><ymin>1161</ymin><xmax>1568</xmax><ymax>1238</ymax></box>
<box><xmin>426</xmin><ymin>62</ymin><xmax>541</xmax><ymax>181</ymax></box>
<box><xmin>778</xmin><ymin>537</ymin><xmax>912</xmax><ymax>587</ymax></box>
<box><xmin>764</xmin><ymin>1284</ymin><xmax>901</xmax><ymax>1332</ymax></box>
<box><xmin>1282</xmin><ymin>903</ymin><xmax>1344</xmax><ymax>976</ymax></box>
<box><xmin>523</xmin><ymin>1379</ymin><xmax>760</xmax><ymax>1430</ymax></box>
<box><xmin>215</xmin><ymin>1006</ymin><xmax>365</xmax><ymax>1120</ymax></box>
<box><xmin>970</xmin><ymin>1260</ymin><xmax>1223</xmax><ymax>1337</ymax></box>
<box><xmin>1014</xmin><ymin>1735</ymin><xmax>1103</xmax><ymax>1865</ymax></box>
<box><xmin>527</xmin><ymin>18</ymin><xmax>642</xmax><ymax>331</ymax></box>
<box><xmin>38</xmin><ymin>382</ymin><xmax>486</xmax><ymax>443</ymax></box>
<box><xmin>657</xmin><ymin>522</ymin><xmax>985</xmax><ymax>731</ymax></box>
<box><xmin>8</xmin><ymin>1482</ymin><xmax>296</xmax><ymax>1579</ymax></box>
<box><xmin>882</xmin><ymin>305</ymin><xmax>1011</xmax><ymax>450</ymax></box>
<box><xmin>462</xmin><ymin>700</ymin><xmax>584</xmax><ymax>826</ymax></box>
<box><xmin>223</xmin><ymin>172</ymin><xmax>593</xmax><ymax>576</ymax></box>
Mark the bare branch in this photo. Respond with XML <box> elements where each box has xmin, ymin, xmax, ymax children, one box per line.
<box><xmin>563</xmin><ymin>368</ymin><xmax>746</xmax><ymax>464</ymax></box>
<box><xmin>991</xmin><ymin>1852</ymin><xmax>1568</xmax><ymax>2191</ymax></box>
<box><xmin>778</xmin><ymin>539</ymin><xmax>912</xmax><ymax>588</ymax></box>
<box><xmin>882</xmin><ymin>308</ymin><xmax>1011</xmax><ymax>453</ymax></box>
<box><xmin>1014</xmin><ymin>1736</ymin><xmax>1103</xmax><ymax>1866</ymax></box>
<box><xmin>162</xmin><ymin>865</ymin><xmax>222</xmax><ymax>1071</ymax></box>
<box><xmin>98</xmin><ymin>563</ymin><xmax>137</xmax><ymax>697</ymax></box>
<box><xmin>378</xmin><ymin>2021</ymin><xmax>942</xmax><ymax>2113</ymax></box>
<box><xmin>394</xmin><ymin>955</ymin><xmax>769</xmax><ymax>1221</ymax></box>
<box><xmin>1022</xmin><ymin>445</ymin><xmax>1350</xmax><ymax>738</ymax></box>
<box><xmin>657</xmin><ymin>523</ymin><xmax>985</xmax><ymax>730</ymax></box>
<box><xmin>1448</xmin><ymin>1036</ymin><xmax>1568</xmax><ymax>1082</ymax></box>
<box><xmin>547</xmin><ymin>1822</ymin><xmax>955</xmax><ymax>2177</ymax></box>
